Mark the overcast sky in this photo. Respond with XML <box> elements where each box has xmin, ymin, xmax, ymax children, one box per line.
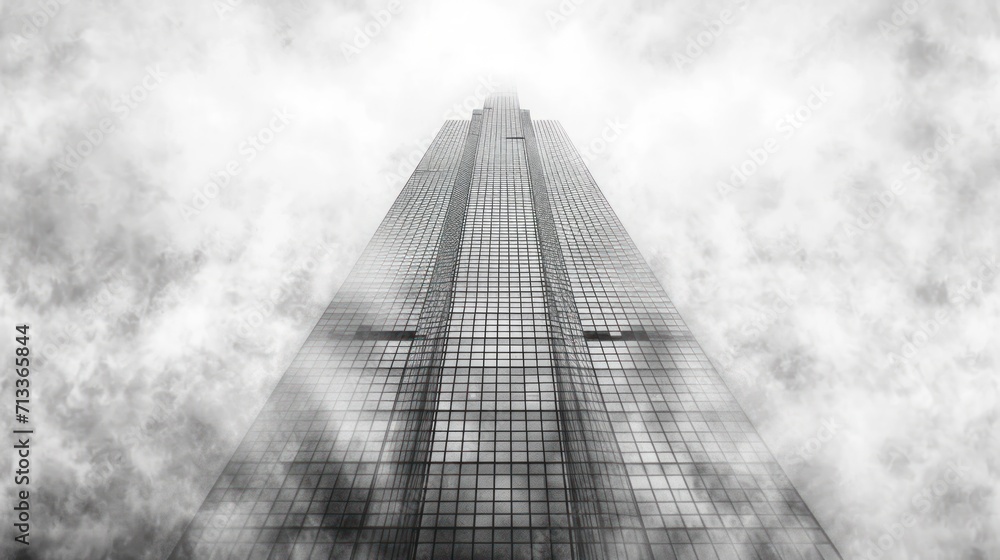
<box><xmin>1</xmin><ymin>0</ymin><xmax>999</xmax><ymax>558</ymax></box>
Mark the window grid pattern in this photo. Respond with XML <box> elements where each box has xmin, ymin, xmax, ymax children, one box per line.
<box><xmin>534</xmin><ymin>120</ymin><xmax>842</xmax><ymax>560</ymax></box>
<box><xmin>172</xmin><ymin>95</ymin><xmax>843</xmax><ymax>560</ymax></box>
<box><xmin>353</xmin><ymin>109</ymin><xmax>485</xmax><ymax>559</ymax></box>
<box><xmin>171</xmin><ymin>121</ymin><xmax>471</xmax><ymax>560</ymax></box>
<box><xmin>413</xmin><ymin>92</ymin><xmax>574</xmax><ymax>560</ymax></box>
<box><xmin>522</xmin><ymin>109</ymin><xmax>653</xmax><ymax>560</ymax></box>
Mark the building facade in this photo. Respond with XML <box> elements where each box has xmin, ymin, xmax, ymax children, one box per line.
<box><xmin>171</xmin><ymin>91</ymin><xmax>841</xmax><ymax>560</ymax></box>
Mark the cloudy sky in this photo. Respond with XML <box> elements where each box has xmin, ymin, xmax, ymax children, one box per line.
<box><xmin>1</xmin><ymin>0</ymin><xmax>998</xmax><ymax>558</ymax></box>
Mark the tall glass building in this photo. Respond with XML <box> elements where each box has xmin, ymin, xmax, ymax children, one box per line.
<box><xmin>171</xmin><ymin>91</ymin><xmax>842</xmax><ymax>560</ymax></box>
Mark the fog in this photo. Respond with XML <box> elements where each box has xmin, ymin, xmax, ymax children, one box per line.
<box><xmin>1</xmin><ymin>0</ymin><xmax>998</xmax><ymax>557</ymax></box>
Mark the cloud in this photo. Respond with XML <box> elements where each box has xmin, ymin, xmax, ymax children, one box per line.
<box><xmin>1</xmin><ymin>0</ymin><xmax>998</xmax><ymax>557</ymax></box>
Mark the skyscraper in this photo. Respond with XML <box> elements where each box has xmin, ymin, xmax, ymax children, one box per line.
<box><xmin>171</xmin><ymin>90</ymin><xmax>842</xmax><ymax>560</ymax></box>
